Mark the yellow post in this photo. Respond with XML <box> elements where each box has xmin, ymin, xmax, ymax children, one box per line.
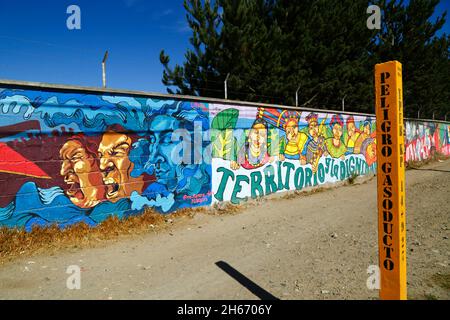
<box><xmin>374</xmin><ymin>61</ymin><xmax>407</xmax><ymax>300</ymax></box>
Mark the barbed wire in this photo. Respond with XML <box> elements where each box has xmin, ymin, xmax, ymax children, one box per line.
<box><xmin>179</xmin><ymin>68</ymin><xmax>303</xmax><ymax>86</ymax></box>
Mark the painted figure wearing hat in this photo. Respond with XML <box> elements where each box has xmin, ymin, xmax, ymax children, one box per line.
<box><xmin>324</xmin><ymin>114</ymin><xmax>347</xmax><ymax>159</ymax></box>
<box><xmin>231</xmin><ymin>118</ymin><xmax>273</xmax><ymax>170</ymax></box>
<box><xmin>354</xmin><ymin>117</ymin><xmax>376</xmax><ymax>154</ymax></box>
<box><xmin>343</xmin><ymin>116</ymin><xmax>361</xmax><ymax>153</ymax></box>
<box><xmin>304</xmin><ymin>113</ymin><xmax>327</xmax><ymax>173</ymax></box>
<box><xmin>256</xmin><ymin>108</ymin><xmax>307</xmax><ymax>164</ymax></box>
<box><xmin>353</xmin><ymin>117</ymin><xmax>377</xmax><ymax>166</ymax></box>
<box><xmin>278</xmin><ymin>113</ymin><xmax>308</xmax><ymax>164</ymax></box>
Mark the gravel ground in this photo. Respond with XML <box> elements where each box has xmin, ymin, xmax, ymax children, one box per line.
<box><xmin>0</xmin><ymin>159</ymin><xmax>449</xmax><ymax>300</ymax></box>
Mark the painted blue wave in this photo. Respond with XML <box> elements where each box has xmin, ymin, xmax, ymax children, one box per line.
<box><xmin>0</xmin><ymin>89</ymin><xmax>194</xmax><ymax>134</ymax></box>
<box><xmin>0</xmin><ymin>202</ymin><xmax>15</xmax><ymax>221</ymax></box>
<box><xmin>0</xmin><ymin>182</ymin><xmax>138</xmax><ymax>231</ymax></box>
<box><xmin>37</xmin><ymin>186</ymin><xmax>65</xmax><ymax>205</ymax></box>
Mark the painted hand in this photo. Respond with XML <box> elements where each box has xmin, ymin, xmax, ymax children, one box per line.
<box><xmin>230</xmin><ymin>161</ymin><xmax>240</xmax><ymax>170</ymax></box>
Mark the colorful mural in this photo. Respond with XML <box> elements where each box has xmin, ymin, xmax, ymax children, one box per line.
<box><xmin>0</xmin><ymin>88</ymin><xmax>211</xmax><ymax>231</ymax></box>
<box><xmin>0</xmin><ymin>86</ymin><xmax>448</xmax><ymax>230</ymax></box>
<box><xmin>209</xmin><ymin>105</ymin><xmax>378</xmax><ymax>204</ymax></box>
<box><xmin>405</xmin><ymin>120</ymin><xmax>450</xmax><ymax>163</ymax></box>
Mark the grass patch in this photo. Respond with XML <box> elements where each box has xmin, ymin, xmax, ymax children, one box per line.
<box><xmin>347</xmin><ymin>172</ymin><xmax>359</xmax><ymax>185</ymax></box>
<box><xmin>281</xmin><ymin>192</ymin><xmax>297</xmax><ymax>200</ymax></box>
<box><xmin>431</xmin><ymin>273</ymin><xmax>450</xmax><ymax>290</ymax></box>
<box><xmin>210</xmin><ymin>202</ymin><xmax>242</xmax><ymax>215</ymax></box>
<box><xmin>0</xmin><ymin>207</ymin><xmax>206</xmax><ymax>265</ymax></box>
<box><xmin>406</xmin><ymin>152</ymin><xmax>449</xmax><ymax>170</ymax></box>
<box><xmin>1</xmin><ymin>156</ymin><xmax>444</xmax><ymax>265</ymax></box>
<box><xmin>423</xmin><ymin>293</ymin><xmax>439</xmax><ymax>300</ymax></box>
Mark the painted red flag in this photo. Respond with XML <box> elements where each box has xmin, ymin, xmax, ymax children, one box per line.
<box><xmin>0</xmin><ymin>142</ymin><xmax>50</xmax><ymax>179</ymax></box>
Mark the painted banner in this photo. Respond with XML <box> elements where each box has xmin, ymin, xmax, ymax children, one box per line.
<box><xmin>210</xmin><ymin>104</ymin><xmax>377</xmax><ymax>204</ymax></box>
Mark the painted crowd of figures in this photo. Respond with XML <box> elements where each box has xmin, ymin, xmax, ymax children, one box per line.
<box><xmin>211</xmin><ymin>107</ymin><xmax>377</xmax><ymax>174</ymax></box>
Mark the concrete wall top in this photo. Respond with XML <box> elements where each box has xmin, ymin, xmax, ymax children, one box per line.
<box><xmin>0</xmin><ymin>78</ymin><xmax>378</xmax><ymax>117</ymax></box>
<box><xmin>2</xmin><ymin>78</ymin><xmax>447</xmax><ymax>124</ymax></box>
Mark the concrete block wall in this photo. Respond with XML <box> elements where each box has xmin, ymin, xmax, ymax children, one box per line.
<box><xmin>0</xmin><ymin>82</ymin><xmax>448</xmax><ymax>230</ymax></box>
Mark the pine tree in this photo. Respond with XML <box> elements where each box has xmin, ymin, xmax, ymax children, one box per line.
<box><xmin>160</xmin><ymin>0</ymin><xmax>223</xmax><ymax>97</ymax></box>
<box><xmin>219</xmin><ymin>0</ymin><xmax>284</xmax><ymax>103</ymax></box>
<box><xmin>373</xmin><ymin>0</ymin><xmax>449</xmax><ymax>118</ymax></box>
<box><xmin>274</xmin><ymin>0</ymin><xmax>376</xmax><ymax>111</ymax></box>
<box><xmin>159</xmin><ymin>0</ymin><xmax>449</xmax><ymax>119</ymax></box>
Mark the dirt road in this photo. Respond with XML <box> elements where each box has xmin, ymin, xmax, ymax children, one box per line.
<box><xmin>0</xmin><ymin>160</ymin><xmax>449</xmax><ymax>300</ymax></box>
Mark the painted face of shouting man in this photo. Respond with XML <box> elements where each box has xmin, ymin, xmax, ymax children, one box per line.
<box><xmin>60</xmin><ymin>138</ymin><xmax>105</xmax><ymax>208</ymax></box>
<box><xmin>98</xmin><ymin>130</ymin><xmax>144</xmax><ymax>202</ymax></box>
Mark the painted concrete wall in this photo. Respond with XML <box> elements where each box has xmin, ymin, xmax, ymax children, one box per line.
<box><xmin>210</xmin><ymin>104</ymin><xmax>377</xmax><ymax>204</ymax></box>
<box><xmin>0</xmin><ymin>86</ymin><xmax>448</xmax><ymax>230</ymax></box>
<box><xmin>404</xmin><ymin>120</ymin><xmax>450</xmax><ymax>163</ymax></box>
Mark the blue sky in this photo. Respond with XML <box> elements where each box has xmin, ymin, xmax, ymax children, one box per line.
<box><xmin>0</xmin><ymin>0</ymin><xmax>191</xmax><ymax>93</ymax></box>
<box><xmin>0</xmin><ymin>0</ymin><xmax>449</xmax><ymax>94</ymax></box>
